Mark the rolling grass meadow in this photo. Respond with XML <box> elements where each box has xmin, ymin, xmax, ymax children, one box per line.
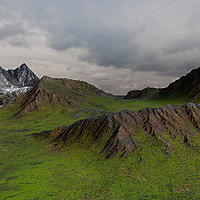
<box><xmin>1</xmin><ymin>97</ymin><xmax>200</xmax><ymax>199</ymax></box>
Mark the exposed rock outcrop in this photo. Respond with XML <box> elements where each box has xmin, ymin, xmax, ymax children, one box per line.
<box><xmin>0</xmin><ymin>63</ymin><xmax>39</xmax><ymax>106</ymax></box>
<box><xmin>43</xmin><ymin>103</ymin><xmax>200</xmax><ymax>158</ymax></box>
<box><xmin>0</xmin><ymin>63</ymin><xmax>39</xmax><ymax>88</ymax></box>
<box><xmin>15</xmin><ymin>76</ymin><xmax>113</xmax><ymax>117</ymax></box>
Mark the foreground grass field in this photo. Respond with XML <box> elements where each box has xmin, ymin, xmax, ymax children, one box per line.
<box><xmin>1</xmin><ymin>97</ymin><xmax>199</xmax><ymax>199</ymax></box>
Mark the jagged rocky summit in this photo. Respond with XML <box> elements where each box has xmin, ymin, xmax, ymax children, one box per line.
<box><xmin>40</xmin><ymin>102</ymin><xmax>200</xmax><ymax>158</ymax></box>
<box><xmin>0</xmin><ymin>63</ymin><xmax>39</xmax><ymax>106</ymax></box>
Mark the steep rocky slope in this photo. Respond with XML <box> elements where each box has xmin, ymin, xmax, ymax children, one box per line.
<box><xmin>15</xmin><ymin>76</ymin><xmax>113</xmax><ymax>117</ymax></box>
<box><xmin>0</xmin><ymin>87</ymin><xmax>31</xmax><ymax>106</ymax></box>
<box><xmin>42</xmin><ymin>103</ymin><xmax>200</xmax><ymax>158</ymax></box>
<box><xmin>0</xmin><ymin>63</ymin><xmax>39</xmax><ymax>88</ymax></box>
<box><xmin>0</xmin><ymin>63</ymin><xmax>39</xmax><ymax>106</ymax></box>
<box><xmin>0</xmin><ymin>91</ymin><xmax>17</xmax><ymax>107</ymax></box>
<box><xmin>124</xmin><ymin>87</ymin><xmax>160</xmax><ymax>99</ymax></box>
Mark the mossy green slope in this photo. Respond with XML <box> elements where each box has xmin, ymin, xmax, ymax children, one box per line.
<box><xmin>0</xmin><ymin>76</ymin><xmax>198</xmax><ymax>200</ymax></box>
<box><xmin>1</xmin><ymin>119</ymin><xmax>200</xmax><ymax>199</ymax></box>
<box><xmin>13</xmin><ymin>76</ymin><xmax>114</xmax><ymax>118</ymax></box>
<box><xmin>156</xmin><ymin>67</ymin><xmax>200</xmax><ymax>102</ymax></box>
<box><xmin>0</xmin><ymin>98</ymin><xmax>197</xmax><ymax>199</ymax></box>
<box><xmin>125</xmin><ymin>87</ymin><xmax>160</xmax><ymax>99</ymax></box>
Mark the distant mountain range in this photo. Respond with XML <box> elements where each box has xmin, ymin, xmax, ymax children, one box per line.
<box><xmin>125</xmin><ymin>67</ymin><xmax>200</xmax><ymax>101</ymax></box>
<box><xmin>2</xmin><ymin>63</ymin><xmax>200</xmax><ymax>158</ymax></box>
<box><xmin>2</xmin><ymin>63</ymin><xmax>200</xmax><ymax>110</ymax></box>
<box><xmin>0</xmin><ymin>63</ymin><xmax>39</xmax><ymax>106</ymax></box>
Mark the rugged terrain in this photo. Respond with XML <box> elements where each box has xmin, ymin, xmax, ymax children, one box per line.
<box><xmin>39</xmin><ymin>102</ymin><xmax>200</xmax><ymax>158</ymax></box>
<box><xmin>2</xmin><ymin>65</ymin><xmax>200</xmax><ymax>199</ymax></box>
<box><xmin>0</xmin><ymin>63</ymin><xmax>39</xmax><ymax>106</ymax></box>
<box><xmin>14</xmin><ymin>76</ymin><xmax>113</xmax><ymax>117</ymax></box>
<box><xmin>0</xmin><ymin>63</ymin><xmax>39</xmax><ymax>88</ymax></box>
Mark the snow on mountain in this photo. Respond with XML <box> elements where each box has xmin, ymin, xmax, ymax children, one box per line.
<box><xmin>0</xmin><ymin>63</ymin><xmax>39</xmax><ymax>106</ymax></box>
<box><xmin>0</xmin><ymin>86</ymin><xmax>31</xmax><ymax>94</ymax></box>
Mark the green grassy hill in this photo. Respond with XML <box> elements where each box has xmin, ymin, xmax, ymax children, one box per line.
<box><xmin>1</xmin><ymin>76</ymin><xmax>199</xmax><ymax>199</ymax></box>
<box><xmin>125</xmin><ymin>67</ymin><xmax>200</xmax><ymax>103</ymax></box>
<box><xmin>156</xmin><ymin>67</ymin><xmax>200</xmax><ymax>102</ymax></box>
<box><xmin>124</xmin><ymin>87</ymin><xmax>160</xmax><ymax>99</ymax></box>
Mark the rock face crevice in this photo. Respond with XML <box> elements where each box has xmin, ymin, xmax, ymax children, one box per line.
<box><xmin>43</xmin><ymin>103</ymin><xmax>200</xmax><ymax>158</ymax></box>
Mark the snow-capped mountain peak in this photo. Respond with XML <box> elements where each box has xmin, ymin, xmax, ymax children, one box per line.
<box><xmin>0</xmin><ymin>63</ymin><xmax>39</xmax><ymax>106</ymax></box>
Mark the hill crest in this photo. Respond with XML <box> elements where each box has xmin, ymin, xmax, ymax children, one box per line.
<box><xmin>125</xmin><ymin>67</ymin><xmax>200</xmax><ymax>101</ymax></box>
<box><xmin>156</xmin><ymin>67</ymin><xmax>200</xmax><ymax>100</ymax></box>
<box><xmin>14</xmin><ymin>76</ymin><xmax>113</xmax><ymax>117</ymax></box>
<box><xmin>39</xmin><ymin>102</ymin><xmax>200</xmax><ymax>158</ymax></box>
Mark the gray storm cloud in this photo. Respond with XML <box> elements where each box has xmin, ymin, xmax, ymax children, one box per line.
<box><xmin>0</xmin><ymin>0</ymin><xmax>200</xmax><ymax>93</ymax></box>
<box><xmin>0</xmin><ymin>23</ymin><xmax>25</xmax><ymax>40</ymax></box>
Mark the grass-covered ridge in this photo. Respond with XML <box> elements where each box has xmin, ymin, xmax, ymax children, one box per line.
<box><xmin>1</xmin><ymin>122</ymin><xmax>200</xmax><ymax>199</ymax></box>
<box><xmin>0</xmin><ymin>74</ymin><xmax>199</xmax><ymax>200</ymax></box>
<box><xmin>1</xmin><ymin>95</ymin><xmax>197</xmax><ymax>199</ymax></box>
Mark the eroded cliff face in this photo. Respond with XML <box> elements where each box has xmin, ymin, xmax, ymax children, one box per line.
<box><xmin>41</xmin><ymin>103</ymin><xmax>200</xmax><ymax>158</ymax></box>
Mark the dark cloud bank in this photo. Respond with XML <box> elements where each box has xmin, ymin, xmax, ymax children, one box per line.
<box><xmin>1</xmin><ymin>0</ymin><xmax>200</xmax><ymax>93</ymax></box>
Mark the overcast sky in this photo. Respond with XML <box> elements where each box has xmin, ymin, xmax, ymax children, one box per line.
<box><xmin>0</xmin><ymin>0</ymin><xmax>200</xmax><ymax>94</ymax></box>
